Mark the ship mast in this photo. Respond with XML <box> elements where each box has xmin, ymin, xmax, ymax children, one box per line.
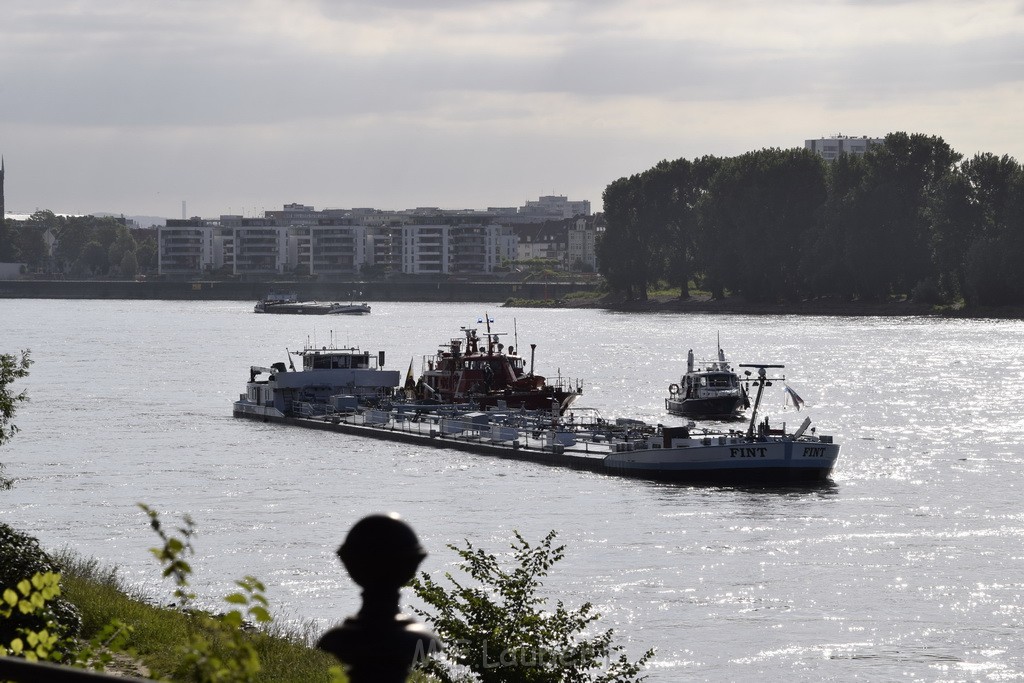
<box><xmin>739</xmin><ymin>364</ymin><xmax>785</xmax><ymax>438</ymax></box>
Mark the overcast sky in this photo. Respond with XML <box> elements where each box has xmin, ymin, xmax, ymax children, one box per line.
<box><xmin>2</xmin><ymin>0</ymin><xmax>1022</xmax><ymax>219</ymax></box>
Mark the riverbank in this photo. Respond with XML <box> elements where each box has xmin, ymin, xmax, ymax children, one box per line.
<box><xmin>0</xmin><ymin>278</ymin><xmax>590</xmax><ymax>303</ymax></box>
<box><xmin>3</xmin><ymin>278</ymin><xmax>1023</xmax><ymax>319</ymax></box>
<box><xmin>506</xmin><ymin>292</ymin><xmax>1024</xmax><ymax>319</ymax></box>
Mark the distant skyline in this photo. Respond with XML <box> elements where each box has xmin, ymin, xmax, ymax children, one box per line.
<box><xmin>2</xmin><ymin>0</ymin><xmax>1022</xmax><ymax>219</ymax></box>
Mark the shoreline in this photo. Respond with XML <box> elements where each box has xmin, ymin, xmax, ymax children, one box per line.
<box><xmin>2</xmin><ymin>279</ymin><xmax>1022</xmax><ymax>319</ymax></box>
<box><xmin>508</xmin><ymin>293</ymin><xmax>1024</xmax><ymax>320</ymax></box>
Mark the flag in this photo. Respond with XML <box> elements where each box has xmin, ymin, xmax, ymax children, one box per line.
<box><xmin>784</xmin><ymin>384</ymin><xmax>805</xmax><ymax>410</ymax></box>
<box><xmin>404</xmin><ymin>357</ymin><xmax>415</xmax><ymax>390</ymax></box>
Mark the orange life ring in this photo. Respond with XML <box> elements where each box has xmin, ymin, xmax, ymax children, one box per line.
<box><xmin>668</xmin><ymin>383</ymin><xmax>680</xmax><ymax>395</ymax></box>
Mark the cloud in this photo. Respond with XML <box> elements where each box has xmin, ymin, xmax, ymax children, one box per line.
<box><xmin>1</xmin><ymin>0</ymin><xmax>1022</xmax><ymax>216</ymax></box>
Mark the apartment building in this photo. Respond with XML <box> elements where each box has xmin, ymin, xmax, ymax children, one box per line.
<box><xmin>158</xmin><ymin>219</ymin><xmax>215</xmax><ymax>276</ymax></box>
<box><xmin>804</xmin><ymin>135</ymin><xmax>884</xmax><ymax>161</ymax></box>
<box><xmin>400</xmin><ymin>224</ymin><xmax>515</xmax><ymax>274</ymax></box>
<box><xmin>567</xmin><ymin>218</ymin><xmax>600</xmax><ymax>270</ymax></box>
<box><xmin>157</xmin><ymin>197</ymin><xmax>588</xmax><ymax>277</ymax></box>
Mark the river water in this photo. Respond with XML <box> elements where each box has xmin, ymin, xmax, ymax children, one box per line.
<box><xmin>1</xmin><ymin>299</ymin><xmax>1023</xmax><ymax>681</ymax></box>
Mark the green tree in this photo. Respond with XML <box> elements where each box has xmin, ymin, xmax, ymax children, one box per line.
<box><xmin>662</xmin><ymin>155</ymin><xmax>722</xmax><ymax>299</ymax></box>
<box><xmin>80</xmin><ymin>240</ymin><xmax>108</xmax><ymax>276</ymax></box>
<box><xmin>800</xmin><ymin>152</ymin><xmax>869</xmax><ymax>299</ymax></box>
<box><xmin>120</xmin><ymin>251</ymin><xmax>139</xmax><ymax>279</ymax></box>
<box><xmin>598</xmin><ymin>175</ymin><xmax>646</xmax><ymax>299</ymax></box>
<box><xmin>699</xmin><ymin>148</ymin><xmax>827</xmax><ymax>302</ymax></box>
<box><xmin>0</xmin><ymin>219</ymin><xmax>17</xmax><ymax>261</ymax></box>
<box><xmin>926</xmin><ymin>170</ymin><xmax>978</xmax><ymax>301</ymax></box>
<box><xmin>410</xmin><ymin>530</ymin><xmax>653</xmax><ymax>682</ymax></box>
<box><xmin>959</xmin><ymin>157</ymin><xmax>1024</xmax><ymax>305</ymax></box>
<box><xmin>106</xmin><ymin>225</ymin><xmax>137</xmax><ymax>275</ymax></box>
<box><xmin>1</xmin><ymin>350</ymin><xmax>32</xmax><ymax>490</ymax></box>
<box><xmin>14</xmin><ymin>226</ymin><xmax>49</xmax><ymax>269</ymax></box>
<box><xmin>850</xmin><ymin>132</ymin><xmax>961</xmax><ymax>300</ymax></box>
<box><xmin>135</xmin><ymin>236</ymin><xmax>158</xmax><ymax>272</ymax></box>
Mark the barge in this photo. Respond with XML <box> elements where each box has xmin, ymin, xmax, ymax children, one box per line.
<box><xmin>233</xmin><ymin>352</ymin><xmax>841</xmax><ymax>485</ymax></box>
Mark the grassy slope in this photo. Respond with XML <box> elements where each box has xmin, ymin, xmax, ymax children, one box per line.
<box><xmin>56</xmin><ymin>553</ymin><xmax>343</xmax><ymax>682</ymax></box>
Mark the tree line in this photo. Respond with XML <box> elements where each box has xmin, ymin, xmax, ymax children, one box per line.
<box><xmin>0</xmin><ymin>210</ymin><xmax>157</xmax><ymax>279</ymax></box>
<box><xmin>597</xmin><ymin>132</ymin><xmax>1024</xmax><ymax>307</ymax></box>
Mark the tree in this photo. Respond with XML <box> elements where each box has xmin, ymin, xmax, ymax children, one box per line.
<box><xmin>120</xmin><ymin>251</ymin><xmax>139</xmax><ymax>279</ymax></box>
<box><xmin>699</xmin><ymin>148</ymin><xmax>827</xmax><ymax>302</ymax></box>
<box><xmin>800</xmin><ymin>152</ymin><xmax>869</xmax><ymax>299</ymax></box>
<box><xmin>0</xmin><ymin>220</ymin><xmax>19</xmax><ymax>261</ymax></box>
<box><xmin>410</xmin><ymin>530</ymin><xmax>654</xmax><ymax>682</ymax></box>
<box><xmin>1</xmin><ymin>350</ymin><xmax>32</xmax><ymax>490</ymax></box>
<box><xmin>662</xmin><ymin>155</ymin><xmax>722</xmax><ymax>299</ymax></box>
<box><xmin>80</xmin><ymin>240</ymin><xmax>108</xmax><ymax>276</ymax></box>
<box><xmin>851</xmin><ymin>132</ymin><xmax>961</xmax><ymax>300</ymax></box>
<box><xmin>135</xmin><ymin>236</ymin><xmax>158</xmax><ymax>272</ymax></box>
<box><xmin>598</xmin><ymin>175</ymin><xmax>646</xmax><ymax>299</ymax></box>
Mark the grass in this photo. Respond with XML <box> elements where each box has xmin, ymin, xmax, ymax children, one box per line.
<box><xmin>53</xmin><ymin>551</ymin><xmax>345</xmax><ymax>682</ymax></box>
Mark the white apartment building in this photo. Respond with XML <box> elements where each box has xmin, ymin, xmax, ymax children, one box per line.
<box><xmin>401</xmin><ymin>224</ymin><xmax>515</xmax><ymax>275</ymax></box>
<box><xmin>158</xmin><ymin>220</ymin><xmax>215</xmax><ymax>276</ymax></box>
<box><xmin>308</xmin><ymin>224</ymin><xmax>368</xmax><ymax>277</ymax></box>
<box><xmin>567</xmin><ymin>218</ymin><xmax>600</xmax><ymax>270</ymax></box>
<box><xmin>805</xmin><ymin>135</ymin><xmax>884</xmax><ymax>161</ymax></box>
<box><xmin>157</xmin><ymin>199</ymin><xmax>587</xmax><ymax>277</ymax></box>
<box><xmin>233</xmin><ymin>223</ymin><xmax>287</xmax><ymax>276</ymax></box>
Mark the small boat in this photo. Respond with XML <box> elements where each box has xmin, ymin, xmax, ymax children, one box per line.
<box><xmin>254</xmin><ymin>293</ymin><xmax>371</xmax><ymax>315</ymax></box>
<box><xmin>414</xmin><ymin>318</ymin><xmax>582</xmax><ymax>413</ymax></box>
<box><xmin>665</xmin><ymin>344</ymin><xmax>749</xmax><ymax>419</ymax></box>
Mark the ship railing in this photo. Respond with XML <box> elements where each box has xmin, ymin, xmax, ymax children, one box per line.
<box><xmin>296</xmin><ymin>401</ymin><xmax>328</xmax><ymax>418</ymax></box>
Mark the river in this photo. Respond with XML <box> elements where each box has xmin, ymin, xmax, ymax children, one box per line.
<box><xmin>1</xmin><ymin>299</ymin><xmax>1023</xmax><ymax>681</ymax></box>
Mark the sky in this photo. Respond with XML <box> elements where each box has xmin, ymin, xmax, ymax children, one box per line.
<box><xmin>2</xmin><ymin>0</ymin><xmax>1023</xmax><ymax>220</ymax></box>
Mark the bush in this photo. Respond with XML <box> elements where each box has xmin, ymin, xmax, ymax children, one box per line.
<box><xmin>410</xmin><ymin>530</ymin><xmax>653</xmax><ymax>682</ymax></box>
<box><xmin>0</xmin><ymin>523</ymin><xmax>82</xmax><ymax>649</ymax></box>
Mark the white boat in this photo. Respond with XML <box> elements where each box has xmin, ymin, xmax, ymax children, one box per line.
<box><xmin>233</xmin><ymin>353</ymin><xmax>840</xmax><ymax>485</ymax></box>
<box><xmin>665</xmin><ymin>344</ymin><xmax>749</xmax><ymax>419</ymax></box>
<box><xmin>235</xmin><ymin>343</ymin><xmax>400</xmax><ymax>419</ymax></box>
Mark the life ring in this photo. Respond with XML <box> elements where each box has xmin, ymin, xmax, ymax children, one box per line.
<box><xmin>668</xmin><ymin>383</ymin><xmax>680</xmax><ymax>395</ymax></box>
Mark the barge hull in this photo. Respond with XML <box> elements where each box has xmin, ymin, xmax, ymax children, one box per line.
<box><xmin>232</xmin><ymin>407</ymin><xmax>836</xmax><ymax>486</ymax></box>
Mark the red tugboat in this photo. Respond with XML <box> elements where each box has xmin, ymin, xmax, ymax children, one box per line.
<box><xmin>416</xmin><ymin>318</ymin><xmax>582</xmax><ymax>414</ymax></box>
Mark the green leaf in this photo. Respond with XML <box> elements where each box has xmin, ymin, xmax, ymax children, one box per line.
<box><xmin>224</xmin><ymin>592</ymin><xmax>247</xmax><ymax>605</ymax></box>
<box><xmin>222</xmin><ymin>611</ymin><xmax>243</xmax><ymax>629</ymax></box>
<box><xmin>3</xmin><ymin>588</ymin><xmax>17</xmax><ymax>606</ymax></box>
<box><xmin>248</xmin><ymin>605</ymin><xmax>272</xmax><ymax>623</ymax></box>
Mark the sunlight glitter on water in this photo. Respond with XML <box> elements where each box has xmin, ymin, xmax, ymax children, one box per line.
<box><xmin>3</xmin><ymin>302</ymin><xmax>1024</xmax><ymax>680</ymax></box>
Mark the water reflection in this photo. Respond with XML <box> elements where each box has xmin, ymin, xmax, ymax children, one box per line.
<box><xmin>2</xmin><ymin>301</ymin><xmax>1024</xmax><ymax>680</ymax></box>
